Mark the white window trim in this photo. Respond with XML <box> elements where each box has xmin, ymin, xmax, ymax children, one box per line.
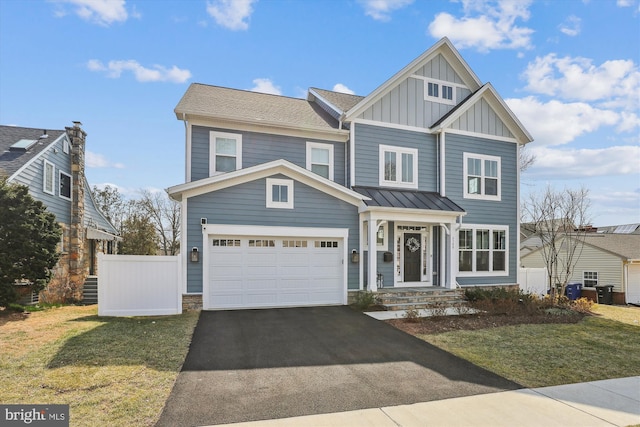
<box><xmin>43</xmin><ymin>160</ymin><xmax>55</xmax><ymax>195</ymax></box>
<box><xmin>209</xmin><ymin>131</ymin><xmax>242</xmax><ymax>176</ymax></box>
<box><xmin>457</xmin><ymin>224</ymin><xmax>509</xmax><ymax>277</ymax></box>
<box><xmin>363</xmin><ymin>221</ymin><xmax>388</xmax><ymax>250</ymax></box>
<box><xmin>583</xmin><ymin>271</ymin><xmax>599</xmax><ymax>288</ymax></box>
<box><xmin>463</xmin><ymin>152</ymin><xmax>501</xmax><ymax>201</ymax></box>
<box><xmin>379</xmin><ymin>144</ymin><xmax>418</xmax><ymax>189</ymax></box>
<box><xmin>306</xmin><ymin>141</ymin><xmax>334</xmax><ymax>180</ymax></box>
<box><xmin>423</xmin><ymin>77</ymin><xmax>456</xmax><ymax>106</ymax></box>
<box><xmin>266</xmin><ymin>178</ymin><xmax>294</xmax><ymax>209</ymax></box>
<box><xmin>63</xmin><ymin>139</ymin><xmax>70</xmax><ymax>154</ymax></box>
<box><xmin>59</xmin><ymin>170</ymin><xmax>72</xmax><ymax>201</ymax></box>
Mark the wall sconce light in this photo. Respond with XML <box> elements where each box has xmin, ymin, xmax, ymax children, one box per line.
<box><xmin>190</xmin><ymin>247</ymin><xmax>199</xmax><ymax>263</ymax></box>
<box><xmin>350</xmin><ymin>250</ymin><xmax>359</xmax><ymax>264</ymax></box>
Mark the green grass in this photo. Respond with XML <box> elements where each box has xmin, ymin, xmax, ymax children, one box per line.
<box><xmin>420</xmin><ymin>305</ymin><xmax>640</xmax><ymax>388</ymax></box>
<box><xmin>0</xmin><ymin>305</ymin><xmax>199</xmax><ymax>426</ymax></box>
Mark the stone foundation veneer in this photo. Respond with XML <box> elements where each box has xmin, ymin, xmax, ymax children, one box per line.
<box><xmin>182</xmin><ymin>294</ymin><xmax>203</xmax><ymax>311</ymax></box>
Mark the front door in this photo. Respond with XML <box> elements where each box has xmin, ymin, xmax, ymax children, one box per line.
<box><xmin>403</xmin><ymin>233</ymin><xmax>421</xmax><ymax>282</ymax></box>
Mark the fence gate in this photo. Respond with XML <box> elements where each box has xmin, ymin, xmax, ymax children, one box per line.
<box><xmin>519</xmin><ymin>268</ymin><xmax>549</xmax><ymax>296</ymax></box>
<box><xmin>98</xmin><ymin>254</ymin><xmax>182</xmax><ymax>316</ymax></box>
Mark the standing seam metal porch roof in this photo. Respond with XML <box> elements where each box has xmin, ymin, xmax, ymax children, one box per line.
<box><xmin>352</xmin><ymin>186</ymin><xmax>465</xmax><ymax>213</ymax></box>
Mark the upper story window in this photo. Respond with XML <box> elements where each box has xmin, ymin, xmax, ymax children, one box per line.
<box><xmin>306</xmin><ymin>142</ymin><xmax>334</xmax><ymax>180</ymax></box>
<box><xmin>266</xmin><ymin>178</ymin><xmax>294</xmax><ymax>209</ymax></box>
<box><xmin>458</xmin><ymin>225</ymin><xmax>508</xmax><ymax>276</ymax></box>
<box><xmin>424</xmin><ymin>78</ymin><xmax>455</xmax><ymax>105</ymax></box>
<box><xmin>59</xmin><ymin>171</ymin><xmax>72</xmax><ymax>200</ymax></box>
<box><xmin>379</xmin><ymin>144</ymin><xmax>418</xmax><ymax>189</ymax></box>
<box><xmin>463</xmin><ymin>152</ymin><xmax>501</xmax><ymax>201</ymax></box>
<box><xmin>210</xmin><ymin>131</ymin><xmax>242</xmax><ymax>175</ymax></box>
<box><xmin>63</xmin><ymin>139</ymin><xmax>70</xmax><ymax>154</ymax></box>
<box><xmin>43</xmin><ymin>160</ymin><xmax>55</xmax><ymax>195</ymax></box>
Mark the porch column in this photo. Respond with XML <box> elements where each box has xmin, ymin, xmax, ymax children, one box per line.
<box><xmin>367</xmin><ymin>214</ymin><xmax>378</xmax><ymax>292</ymax></box>
<box><xmin>440</xmin><ymin>224</ymin><xmax>447</xmax><ymax>287</ymax></box>
<box><xmin>447</xmin><ymin>220</ymin><xmax>457</xmax><ymax>289</ymax></box>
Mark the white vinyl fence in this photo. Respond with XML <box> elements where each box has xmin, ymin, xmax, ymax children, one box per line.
<box><xmin>519</xmin><ymin>268</ymin><xmax>549</xmax><ymax>296</ymax></box>
<box><xmin>98</xmin><ymin>254</ymin><xmax>182</xmax><ymax>317</ymax></box>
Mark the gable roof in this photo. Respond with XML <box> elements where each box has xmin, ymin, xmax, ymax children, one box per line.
<box><xmin>0</xmin><ymin>126</ymin><xmax>67</xmax><ymax>179</ymax></box>
<box><xmin>175</xmin><ymin>83</ymin><xmax>346</xmax><ymax>137</ymax></box>
<box><xmin>344</xmin><ymin>37</ymin><xmax>482</xmax><ymax>121</ymax></box>
<box><xmin>582</xmin><ymin>234</ymin><xmax>640</xmax><ymax>260</ymax></box>
<box><xmin>431</xmin><ymin>83</ymin><xmax>533</xmax><ymax>144</ymax></box>
<box><xmin>309</xmin><ymin>88</ymin><xmax>364</xmax><ymax>114</ymax></box>
<box><xmin>167</xmin><ymin>159</ymin><xmax>369</xmax><ymax>206</ymax></box>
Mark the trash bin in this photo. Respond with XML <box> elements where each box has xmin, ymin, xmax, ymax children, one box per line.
<box><xmin>565</xmin><ymin>282</ymin><xmax>583</xmax><ymax>300</ymax></box>
<box><xmin>595</xmin><ymin>285</ymin><xmax>614</xmax><ymax>305</ymax></box>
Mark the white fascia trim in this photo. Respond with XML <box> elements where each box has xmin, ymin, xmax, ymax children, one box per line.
<box><xmin>345</xmin><ymin>37</ymin><xmax>482</xmax><ymax>120</ymax></box>
<box><xmin>168</xmin><ymin>159</ymin><xmax>369</xmax><ymax>206</ymax></box>
<box><xmin>183</xmin><ymin>115</ymin><xmax>349</xmax><ymax>143</ymax></box>
<box><xmin>361</xmin><ymin>206</ymin><xmax>465</xmax><ymax>223</ymax></box>
<box><xmin>203</xmin><ymin>224</ymin><xmax>349</xmax><ymax>239</ymax></box>
<box><xmin>351</xmin><ymin>118</ymin><xmax>430</xmax><ymax>134</ymax></box>
<box><xmin>8</xmin><ymin>133</ymin><xmax>67</xmax><ymax>182</ymax></box>
<box><xmin>444</xmin><ymin>128</ymin><xmax>518</xmax><ymax>144</ymax></box>
<box><xmin>308</xmin><ymin>88</ymin><xmax>344</xmax><ymax>116</ymax></box>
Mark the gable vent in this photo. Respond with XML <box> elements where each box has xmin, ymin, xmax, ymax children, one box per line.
<box><xmin>9</xmin><ymin>139</ymin><xmax>38</xmax><ymax>152</ymax></box>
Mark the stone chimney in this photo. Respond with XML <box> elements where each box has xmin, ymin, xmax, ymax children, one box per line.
<box><xmin>66</xmin><ymin>121</ymin><xmax>87</xmax><ymax>298</ymax></box>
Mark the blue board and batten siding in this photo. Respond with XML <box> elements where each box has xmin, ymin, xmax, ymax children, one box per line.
<box><xmin>445</xmin><ymin>133</ymin><xmax>518</xmax><ymax>285</ymax></box>
<box><xmin>190</xmin><ymin>125</ymin><xmax>346</xmax><ymax>185</ymax></box>
<box><xmin>10</xmin><ymin>136</ymin><xmax>72</xmax><ymax>225</ymax></box>
<box><xmin>186</xmin><ymin>176</ymin><xmax>360</xmax><ymax>293</ymax></box>
<box><xmin>353</xmin><ymin>123</ymin><xmax>438</xmax><ymax>191</ymax></box>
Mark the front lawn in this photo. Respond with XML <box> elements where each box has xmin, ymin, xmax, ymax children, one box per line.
<box><xmin>0</xmin><ymin>305</ymin><xmax>199</xmax><ymax>426</ymax></box>
<box><xmin>402</xmin><ymin>304</ymin><xmax>640</xmax><ymax>388</ymax></box>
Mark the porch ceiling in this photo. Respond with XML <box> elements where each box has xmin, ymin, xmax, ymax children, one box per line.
<box><xmin>352</xmin><ymin>186</ymin><xmax>465</xmax><ymax>213</ymax></box>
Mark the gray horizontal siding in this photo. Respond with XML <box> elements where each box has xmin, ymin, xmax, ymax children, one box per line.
<box><xmin>11</xmin><ymin>139</ymin><xmax>72</xmax><ymax>225</ymax></box>
<box><xmin>186</xmin><ymin>175</ymin><xmax>360</xmax><ymax>293</ymax></box>
<box><xmin>445</xmin><ymin>133</ymin><xmax>518</xmax><ymax>285</ymax></box>
<box><xmin>353</xmin><ymin>123</ymin><xmax>437</xmax><ymax>191</ymax></box>
<box><xmin>450</xmin><ymin>98</ymin><xmax>515</xmax><ymax>138</ymax></box>
<box><xmin>85</xmin><ymin>181</ymin><xmax>118</xmax><ymax>234</ymax></box>
<box><xmin>191</xmin><ymin>125</ymin><xmax>346</xmax><ymax>185</ymax></box>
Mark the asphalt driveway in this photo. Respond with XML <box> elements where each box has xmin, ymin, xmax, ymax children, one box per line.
<box><xmin>156</xmin><ymin>306</ymin><xmax>519</xmax><ymax>426</ymax></box>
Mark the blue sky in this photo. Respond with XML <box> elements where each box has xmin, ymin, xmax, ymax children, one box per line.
<box><xmin>1</xmin><ymin>0</ymin><xmax>638</xmax><ymax>227</ymax></box>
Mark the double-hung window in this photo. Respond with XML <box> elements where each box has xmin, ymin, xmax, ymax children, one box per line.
<box><xmin>266</xmin><ymin>178</ymin><xmax>293</xmax><ymax>209</ymax></box>
<box><xmin>210</xmin><ymin>131</ymin><xmax>242</xmax><ymax>175</ymax></box>
<box><xmin>43</xmin><ymin>160</ymin><xmax>55</xmax><ymax>195</ymax></box>
<box><xmin>458</xmin><ymin>225</ymin><xmax>508</xmax><ymax>275</ymax></box>
<box><xmin>464</xmin><ymin>153</ymin><xmax>501</xmax><ymax>201</ymax></box>
<box><xmin>379</xmin><ymin>144</ymin><xmax>418</xmax><ymax>189</ymax></box>
<box><xmin>306</xmin><ymin>142</ymin><xmax>333</xmax><ymax>180</ymax></box>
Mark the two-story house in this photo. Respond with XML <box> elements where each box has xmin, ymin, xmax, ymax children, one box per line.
<box><xmin>168</xmin><ymin>37</ymin><xmax>533</xmax><ymax>310</ymax></box>
<box><xmin>0</xmin><ymin>122</ymin><xmax>119</xmax><ymax>303</ymax></box>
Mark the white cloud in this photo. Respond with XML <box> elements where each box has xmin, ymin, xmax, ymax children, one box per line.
<box><xmin>616</xmin><ymin>0</ymin><xmax>635</xmax><ymax>7</ymax></box>
<box><xmin>522</xmin><ymin>54</ymin><xmax>640</xmax><ymax>109</ymax></box>
<box><xmin>249</xmin><ymin>78</ymin><xmax>282</xmax><ymax>95</ymax></box>
<box><xmin>87</xmin><ymin>59</ymin><xmax>192</xmax><ymax>83</ymax></box>
<box><xmin>333</xmin><ymin>83</ymin><xmax>355</xmax><ymax>95</ymax></box>
<box><xmin>359</xmin><ymin>0</ymin><xmax>413</xmax><ymax>21</ymax></box>
<box><xmin>559</xmin><ymin>15</ymin><xmax>581</xmax><ymax>36</ymax></box>
<box><xmin>206</xmin><ymin>0</ymin><xmax>256</xmax><ymax>30</ymax></box>
<box><xmin>51</xmin><ymin>0</ymin><xmax>129</xmax><ymax>26</ymax></box>
<box><xmin>506</xmin><ymin>97</ymin><xmax>620</xmax><ymax>147</ymax></box>
<box><xmin>428</xmin><ymin>0</ymin><xmax>534</xmax><ymax>52</ymax></box>
<box><xmin>86</xmin><ymin>151</ymin><xmax>125</xmax><ymax>169</ymax></box>
<box><xmin>525</xmin><ymin>145</ymin><xmax>640</xmax><ymax>179</ymax></box>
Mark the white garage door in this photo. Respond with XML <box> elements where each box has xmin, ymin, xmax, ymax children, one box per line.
<box><xmin>627</xmin><ymin>264</ymin><xmax>640</xmax><ymax>305</ymax></box>
<box><xmin>206</xmin><ymin>236</ymin><xmax>344</xmax><ymax>309</ymax></box>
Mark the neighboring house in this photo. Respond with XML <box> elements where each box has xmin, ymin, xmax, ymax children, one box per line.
<box><xmin>168</xmin><ymin>37</ymin><xmax>533</xmax><ymax>310</ymax></box>
<box><xmin>520</xmin><ymin>228</ymin><xmax>640</xmax><ymax>305</ymax></box>
<box><xmin>0</xmin><ymin>122</ymin><xmax>120</xmax><ymax>302</ymax></box>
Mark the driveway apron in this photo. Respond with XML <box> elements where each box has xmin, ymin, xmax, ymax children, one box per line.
<box><xmin>156</xmin><ymin>306</ymin><xmax>519</xmax><ymax>427</ymax></box>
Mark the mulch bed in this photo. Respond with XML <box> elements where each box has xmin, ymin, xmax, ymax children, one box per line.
<box><xmin>386</xmin><ymin>311</ymin><xmax>586</xmax><ymax>335</ymax></box>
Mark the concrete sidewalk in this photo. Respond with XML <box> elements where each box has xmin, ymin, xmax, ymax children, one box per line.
<box><xmin>208</xmin><ymin>376</ymin><xmax>640</xmax><ymax>427</ymax></box>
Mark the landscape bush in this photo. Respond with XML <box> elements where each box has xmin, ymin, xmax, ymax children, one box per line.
<box><xmin>464</xmin><ymin>287</ymin><xmax>588</xmax><ymax>316</ymax></box>
<box><xmin>352</xmin><ymin>291</ymin><xmax>376</xmax><ymax>310</ymax></box>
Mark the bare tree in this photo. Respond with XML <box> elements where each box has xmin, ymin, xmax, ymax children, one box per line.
<box><xmin>138</xmin><ymin>190</ymin><xmax>181</xmax><ymax>255</ymax></box>
<box><xmin>92</xmin><ymin>185</ymin><xmax>126</xmax><ymax>233</ymax></box>
<box><xmin>519</xmin><ymin>144</ymin><xmax>536</xmax><ymax>173</ymax></box>
<box><xmin>522</xmin><ymin>185</ymin><xmax>591</xmax><ymax>296</ymax></box>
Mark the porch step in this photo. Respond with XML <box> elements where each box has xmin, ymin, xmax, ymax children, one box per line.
<box><xmin>82</xmin><ymin>276</ymin><xmax>98</xmax><ymax>305</ymax></box>
<box><xmin>377</xmin><ymin>288</ymin><xmax>467</xmax><ymax>311</ymax></box>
